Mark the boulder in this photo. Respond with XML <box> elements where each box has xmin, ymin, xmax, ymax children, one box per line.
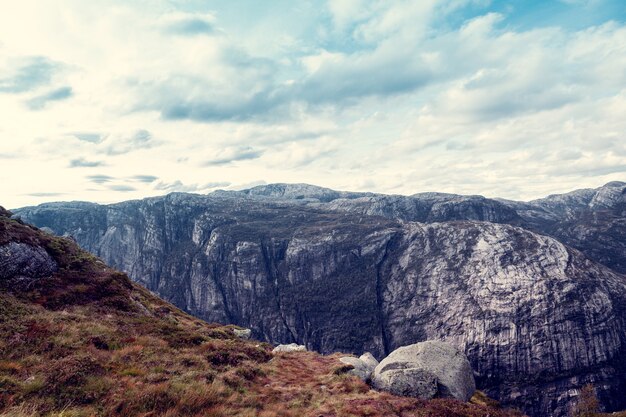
<box><xmin>0</xmin><ymin>242</ymin><xmax>58</xmax><ymax>282</ymax></box>
<box><xmin>272</xmin><ymin>343</ymin><xmax>307</xmax><ymax>353</ymax></box>
<box><xmin>373</xmin><ymin>367</ymin><xmax>438</xmax><ymax>399</ymax></box>
<box><xmin>371</xmin><ymin>341</ymin><xmax>475</xmax><ymax>401</ymax></box>
<box><xmin>339</xmin><ymin>357</ymin><xmax>370</xmax><ymax>381</ymax></box>
<box><xmin>339</xmin><ymin>352</ymin><xmax>379</xmax><ymax>382</ymax></box>
<box><xmin>359</xmin><ymin>352</ymin><xmax>379</xmax><ymax>369</ymax></box>
<box><xmin>233</xmin><ymin>328</ymin><xmax>252</xmax><ymax>339</ymax></box>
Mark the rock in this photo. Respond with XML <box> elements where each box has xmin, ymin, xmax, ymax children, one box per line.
<box><xmin>372</xmin><ymin>367</ymin><xmax>438</xmax><ymax>399</ymax></box>
<box><xmin>40</xmin><ymin>226</ymin><xmax>55</xmax><ymax>235</ymax></box>
<box><xmin>233</xmin><ymin>328</ymin><xmax>252</xmax><ymax>339</ymax></box>
<box><xmin>339</xmin><ymin>356</ymin><xmax>375</xmax><ymax>382</ymax></box>
<box><xmin>372</xmin><ymin>341</ymin><xmax>475</xmax><ymax>402</ymax></box>
<box><xmin>359</xmin><ymin>352</ymin><xmax>379</xmax><ymax>369</ymax></box>
<box><xmin>0</xmin><ymin>206</ymin><xmax>12</xmax><ymax>218</ymax></box>
<box><xmin>0</xmin><ymin>242</ymin><xmax>58</xmax><ymax>282</ymax></box>
<box><xmin>272</xmin><ymin>343</ymin><xmax>307</xmax><ymax>353</ymax></box>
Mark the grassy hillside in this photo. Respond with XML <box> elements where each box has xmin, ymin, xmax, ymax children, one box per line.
<box><xmin>0</xmin><ymin>207</ymin><xmax>522</xmax><ymax>417</ymax></box>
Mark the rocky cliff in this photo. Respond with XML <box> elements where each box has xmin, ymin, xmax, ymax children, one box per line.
<box><xmin>5</xmin><ymin>207</ymin><xmax>516</xmax><ymax>417</ymax></box>
<box><xmin>236</xmin><ymin>182</ymin><xmax>626</xmax><ymax>274</ymax></box>
<box><xmin>14</xmin><ymin>189</ymin><xmax>626</xmax><ymax>417</ymax></box>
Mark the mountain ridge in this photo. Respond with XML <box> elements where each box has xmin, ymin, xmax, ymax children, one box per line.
<box><xmin>12</xmin><ymin>182</ymin><xmax>626</xmax><ymax>416</ymax></box>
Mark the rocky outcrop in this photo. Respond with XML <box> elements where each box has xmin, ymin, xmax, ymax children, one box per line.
<box><xmin>13</xmin><ymin>188</ymin><xmax>626</xmax><ymax>416</ymax></box>
<box><xmin>371</xmin><ymin>341</ymin><xmax>475</xmax><ymax>401</ymax></box>
<box><xmin>0</xmin><ymin>242</ymin><xmax>57</xmax><ymax>283</ymax></box>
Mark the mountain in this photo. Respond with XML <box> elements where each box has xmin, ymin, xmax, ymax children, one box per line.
<box><xmin>13</xmin><ymin>187</ymin><xmax>626</xmax><ymax>417</ymax></box>
<box><xmin>0</xmin><ymin>206</ymin><xmax>518</xmax><ymax>417</ymax></box>
<box><xmin>498</xmin><ymin>181</ymin><xmax>626</xmax><ymax>273</ymax></box>
<box><xmin>224</xmin><ymin>182</ymin><xmax>626</xmax><ymax>274</ymax></box>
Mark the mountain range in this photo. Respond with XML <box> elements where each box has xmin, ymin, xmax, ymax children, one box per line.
<box><xmin>13</xmin><ymin>180</ymin><xmax>626</xmax><ymax>417</ymax></box>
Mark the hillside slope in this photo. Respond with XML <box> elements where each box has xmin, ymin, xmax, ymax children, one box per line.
<box><xmin>13</xmin><ymin>194</ymin><xmax>626</xmax><ymax>417</ymax></box>
<box><xmin>0</xmin><ymin>206</ymin><xmax>520</xmax><ymax>417</ymax></box>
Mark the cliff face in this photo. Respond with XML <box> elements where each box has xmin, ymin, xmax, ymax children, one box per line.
<box><xmin>14</xmin><ymin>191</ymin><xmax>626</xmax><ymax>417</ymax></box>
<box><xmin>241</xmin><ymin>182</ymin><xmax>626</xmax><ymax>274</ymax></box>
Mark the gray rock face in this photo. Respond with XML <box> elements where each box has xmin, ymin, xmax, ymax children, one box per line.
<box><xmin>0</xmin><ymin>242</ymin><xmax>57</xmax><ymax>282</ymax></box>
<box><xmin>499</xmin><ymin>181</ymin><xmax>626</xmax><ymax>273</ymax></box>
<box><xmin>372</xmin><ymin>367</ymin><xmax>438</xmax><ymax>399</ymax></box>
<box><xmin>13</xmin><ymin>188</ymin><xmax>626</xmax><ymax>417</ymax></box>
<box><xmin>372</xmin><ymin>341</ymin><xmax>475</xmax><ymax>401</ymax></box>
<box><xmin>326</xmin><ymin>193</ymin><xmax>523</xmax><ymax>224</ymax></box>
<box><xmin>273</xmin><ymin>343</ymin><xmax>307</xmax><ymax>353</ymax></box>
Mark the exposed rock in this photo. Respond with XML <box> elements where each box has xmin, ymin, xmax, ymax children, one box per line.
<box><xmin>359</xmin><ymin>352</ymin><xmax>379</xmax><ymax>370</ymax></box>
<box><xmin>499</xmin><ymin>181</ymin><xmax>626</xmax><ymax>273</ymax></box>
<box><xmin>273</xmin><ymin>343</ymin><xmax>307</xmax><ymax>353</ymax></box>
<box><xmin>0</xmin><ymin>206</ymin><xmax>12</xmax><ymax>218</ymax></box>
<box><xmin>372</xmin><ymin>367</ymin><xmax>438</xmax><ymax>399</ymax></box>
<box><xmin>0</xmin><ymin>242</ymin><xmax>57</xmax><ymax>282</ymax></box>
<box><xmin>372</xmin><ymin>341</ymin><xmax>475</xmax><ymax>402</ymax></box>
<box><xmin>233</xmin><ymin>328</ymin><xmax>252</xmax><ymax>339</ymax></box>
<box><xmin>339</xmin><ymin>356</ymin><xmax>375</xmax><ymax>382</ymax></box>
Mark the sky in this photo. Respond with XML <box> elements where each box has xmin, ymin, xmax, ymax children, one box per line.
<box><xmin>1</xmin><ymin>0</ymin><xmax>626</xmax><ymax>208</ymax></box>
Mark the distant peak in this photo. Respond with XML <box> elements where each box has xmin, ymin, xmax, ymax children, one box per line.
<box><xmin>603</xmin><ymin>181</ymin><xmax>625</xmax><ymax>188</ymax></box>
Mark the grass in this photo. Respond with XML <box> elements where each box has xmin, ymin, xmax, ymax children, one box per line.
<box><xmin>0</xmin><ymin>207</ymin><xmax>524</xmax><ymax>417</ymax></box>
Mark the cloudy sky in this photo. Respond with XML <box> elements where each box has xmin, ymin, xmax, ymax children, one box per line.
<box><xmin>1</xmin><ymin>0</ymin><xmax>625</xmax><ymax>208</ymax></box>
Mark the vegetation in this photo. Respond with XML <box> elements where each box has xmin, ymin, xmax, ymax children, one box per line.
<box><xmin>0</xmin><ymin>208</ymin><xmax>522</xmax><ymax>416</ymax></box>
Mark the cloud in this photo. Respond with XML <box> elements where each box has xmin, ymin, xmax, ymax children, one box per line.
<box><xmin>86</xmin><ymin>175</ymin><xmax>114</xmax><ymax>184</ymax></box>
<box><xmin>71</xmin><ymin>133</ymin><xmax>106</xmax><ymax>144</ymax></box>
<box><xmin>109</xmin><ymin>184</ymin><xmax>136</xmax><ymax>192</ymax></box>
<box><xmin>163</xmin><ymin>14</ymin><xmax>215</xmax><ymax>36</ymax></box>
<box><xmin>103</xmin><ymin>129</ymin><xmax>156</xmax><ymax>155</ymax></box>
<box><xmin>25</xmin><ymin>192</ymin><xmax>64</xmax><ymax>197</ymax></box>
<box><xmin>0</xmin><ymin>56</ymin><xmax>61</xmax><ymax>94</ymax></box>
<box><xmin>129</xmin><ymin>175</ymin><xmax>158</xmax><ymax>183</ymax></box>
<box><xmin>202</xmin><ymin>146</ymin><xmax>263</xmax><ymax>166</ymax></box>
<box><xmin>69</xmin><ymin>158</ymin><xmax>104</xmax><ymax>168</ymax></box>
<box><xmin>26</xmin><ymin>86</ymin><xmax>73</xmax><ymax>110</ymax></box>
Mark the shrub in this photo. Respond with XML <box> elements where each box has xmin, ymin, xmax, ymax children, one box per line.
<box><xmin>571</xmin><ymin>384</ymin><xmax>600</xmax><ymax>417</ymax></box>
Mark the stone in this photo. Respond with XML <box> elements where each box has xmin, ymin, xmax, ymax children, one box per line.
<box><xmin>372</xmin><ymin>341</ymin><xmax>475</xmax><ymax>402</ymax></box>
<box><xmin>233</xmin><ymin>328</ymin><xmax>252</xmax><ymax>339</ymax></box>
<box><xmin>359</xmin><ymin>352</ymin><xmax>379</xmax><ymax>370</ymax></box>
<box><xmin>339</xmin><ymin>356</ymin><xmax>374</xmax><ymax>382</ymax></box>
<box><xmin>272</xmin><ymin>343</ymin><xmax>306</xmax><ymax>353</ymax></box>
<box><xmin>0</xmin><ymin>242</ymin><xmax>58</xmax><ymax>282</ymax></box>
<box><xmin>372</xmin><ymin>367</ymin><xmax>438</xmax><ymax>399</ymax></box>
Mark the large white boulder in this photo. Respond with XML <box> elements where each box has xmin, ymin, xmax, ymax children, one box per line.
<box><xmin>371</xmin><ymin>341</ymin><xmax>475</xmax><ymax>401</ymax></box>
